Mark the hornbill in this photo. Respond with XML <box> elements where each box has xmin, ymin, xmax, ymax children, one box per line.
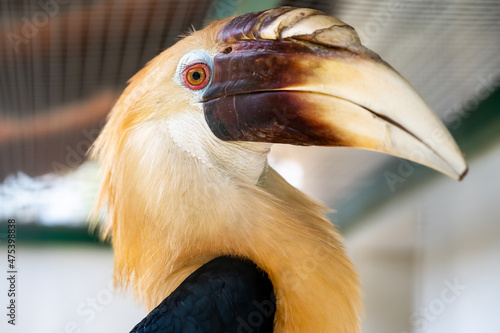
<box><xmin>91</xmin><ymin>7</ymin><xmax>468</xmax><ymax>333</ymax></box>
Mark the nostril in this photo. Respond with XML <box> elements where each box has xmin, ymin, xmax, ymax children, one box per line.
<box><xmin>222</xmin><ymin>47</ymin><xmax>232</xmax><ymax>54</ymax></box>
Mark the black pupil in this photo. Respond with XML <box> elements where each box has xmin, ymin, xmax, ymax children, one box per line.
<box><xmin>192</xmin><ymin>70</ymin><xmax>202</xmax><ymax>81</ymax></box>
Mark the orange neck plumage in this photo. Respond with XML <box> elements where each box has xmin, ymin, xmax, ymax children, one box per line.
<box><xmin>93</xmin><ymin>117</ymin><xmax>360</xmax><ymax>332</ymax></box>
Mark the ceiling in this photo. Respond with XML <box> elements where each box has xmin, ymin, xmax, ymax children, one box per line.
<box><xmin>1</xmin><ymin>0</ymin><xmax>499</xmax><ymax>224</ymax></box>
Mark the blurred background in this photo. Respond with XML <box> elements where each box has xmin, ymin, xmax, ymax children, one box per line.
<box><xmin>0</xmin><ymin>0</ymin><xmax>499</xmax><ymax>332</ymax></box>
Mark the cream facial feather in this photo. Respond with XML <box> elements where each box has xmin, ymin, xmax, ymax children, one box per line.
<box><xmin>166</xmin><ymin>107</ymin><xmax>271</xmax><ymax>184</ymax></box>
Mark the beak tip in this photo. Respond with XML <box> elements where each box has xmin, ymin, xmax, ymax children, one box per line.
<box><xmin>458</xmin><ymin>164</ymin><xmax>469</xmax><ymax>182</ymax></box>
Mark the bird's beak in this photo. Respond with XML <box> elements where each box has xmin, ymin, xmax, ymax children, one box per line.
<box><xmin>202</xmin><ymin>13</ymin><xmax>467</xmax><ymax>181</ymax></box>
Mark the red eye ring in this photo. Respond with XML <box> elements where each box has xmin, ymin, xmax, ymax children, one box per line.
<box><xmin>182</xmin><ymin>63</ymin><xmax>210</xmax><ymax>90</ymax></box>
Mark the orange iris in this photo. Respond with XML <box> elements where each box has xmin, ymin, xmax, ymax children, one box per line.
<box><xmin>182</xmin><ymin>63</ymin><xmax>210</xmax><ymax>90</ymax></box>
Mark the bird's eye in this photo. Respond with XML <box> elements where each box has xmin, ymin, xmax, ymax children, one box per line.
<box><xmin>182</xmin><ymin>63</ymin><xmax>210</xmax><ymax>90</ymax></box>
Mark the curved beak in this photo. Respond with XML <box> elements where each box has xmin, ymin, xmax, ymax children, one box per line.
<box><xmin>202</xmin><ymin>39</ymin><xmax>468</xmax><ymax>181</ymax></box>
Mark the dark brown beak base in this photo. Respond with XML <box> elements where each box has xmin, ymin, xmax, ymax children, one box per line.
<box><xmin>202</xmin><ymin>39</ymin><xmax>356</xmax><ymax>145</ymax></box>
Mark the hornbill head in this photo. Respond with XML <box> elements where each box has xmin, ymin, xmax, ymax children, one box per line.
<box><xmin>92</xmin><ymin>7</ymin><xmax>467</xmax><ymax>332</ymax></box>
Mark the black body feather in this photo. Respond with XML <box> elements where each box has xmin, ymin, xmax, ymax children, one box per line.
<box><xmin>130</xmin><ymin>256</ymin><xmax>276</xmax><ymax>333</ymax></box>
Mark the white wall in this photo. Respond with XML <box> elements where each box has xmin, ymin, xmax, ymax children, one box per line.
<box><xmin>0</xmin><ymin>245</ymin><xmax>145</xmax><ymax>333</ymax></box>
<box><xmin>346</xmin><ymin>141</ymin><xmax>500</xmax><ymax>333</ymax></box>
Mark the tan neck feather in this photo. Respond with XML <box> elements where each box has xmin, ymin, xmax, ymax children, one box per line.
<box><xmin>94</xmin><ymin>123</ymin><xmax>360</xmax><ymax>332</ymax></box>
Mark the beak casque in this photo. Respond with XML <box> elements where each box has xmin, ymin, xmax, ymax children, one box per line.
<box><xmin>203</xmin><ymin>7</ymin><xmax>468</xmax><ymax>181</ymax></box>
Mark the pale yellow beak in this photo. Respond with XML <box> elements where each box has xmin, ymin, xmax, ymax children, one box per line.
<box><xmin>286</xmin><ymin>48</ymin><xmax>468</xmax><ymax>180</ymax></box>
